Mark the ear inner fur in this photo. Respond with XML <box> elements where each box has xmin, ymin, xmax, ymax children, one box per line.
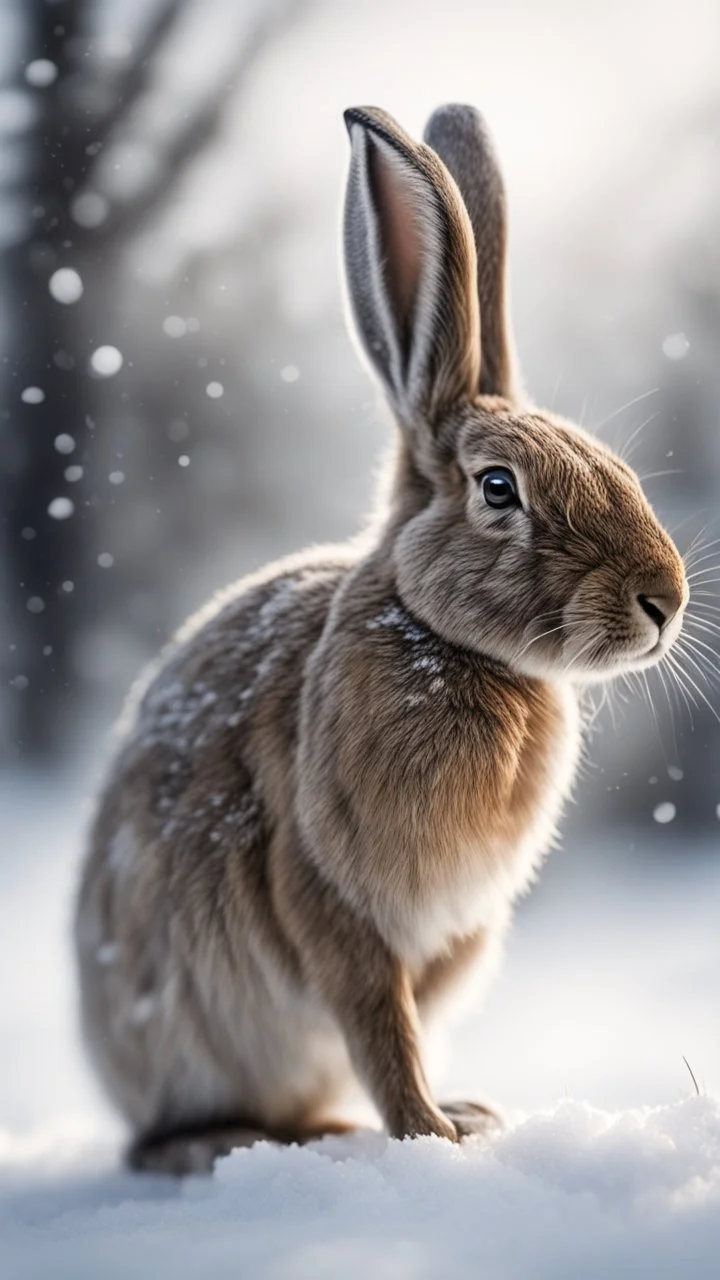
<box><xmin>343</xmin><ymin>105</ymin><xmax>480</xmax><ymax>432</ymax></box>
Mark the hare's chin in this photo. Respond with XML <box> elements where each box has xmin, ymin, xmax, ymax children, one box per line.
<box><xmin>516</xmin><ymin>634</ymin><xmax>675</xmax><ymax>683</ymax></box>
<box><xmin>573</xmin><ymin>637</ymin><xmax>675</xmax><ymax>681</ymax></box>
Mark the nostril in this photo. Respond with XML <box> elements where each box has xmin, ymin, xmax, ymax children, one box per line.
<box><xmin>637</xmin><ymin>594</ymin><xmax>668</xmax><ymax>631</ymax></box>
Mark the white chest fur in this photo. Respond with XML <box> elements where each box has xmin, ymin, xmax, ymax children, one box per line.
<box><xmin>381</xmin><ymin>682</ymin><xmax>582</xmax><ymax>968</ymax></box>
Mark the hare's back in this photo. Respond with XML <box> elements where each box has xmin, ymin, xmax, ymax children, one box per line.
<box><xmin>81</xmin><ymin>551</ymin><xmax>351</xmax><ymax>930</ymax></box>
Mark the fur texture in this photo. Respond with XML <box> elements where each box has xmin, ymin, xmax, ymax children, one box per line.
<box><xmin>75</xmin><ymin>104</ymin><xmax>687</xmax><ymax>1175</ymax></box>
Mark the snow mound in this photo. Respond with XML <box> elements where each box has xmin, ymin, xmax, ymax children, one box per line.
<box><xmin>2</xmin><ymin>1097</ymin><xmax>719</xmax><ymax>1279</ymax></box>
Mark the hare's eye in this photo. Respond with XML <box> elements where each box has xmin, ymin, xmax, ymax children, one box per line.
<box><xmin>478</xmin><ymin>467</ymin><xmax>519</xmax><ymax>510</ymax></box>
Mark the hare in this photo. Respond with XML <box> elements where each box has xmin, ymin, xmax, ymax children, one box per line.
<box><xmin>75</xmin><ymin>104</ymin><xmax>688</xmax><ymax>1175</ymax></box>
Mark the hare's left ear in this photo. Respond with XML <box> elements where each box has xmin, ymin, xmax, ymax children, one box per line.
<box><xmin>343</xmin><ymin>106</ymin><xmax>480</xmax><ymax>431</ymax></box>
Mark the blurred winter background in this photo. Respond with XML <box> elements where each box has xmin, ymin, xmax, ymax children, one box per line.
<box><xmin>1</xmin><ymin>0</ymin><xmax>719</xmax><ymax>1148</ymax></box>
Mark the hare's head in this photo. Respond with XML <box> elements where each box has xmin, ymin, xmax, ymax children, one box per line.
<box><xmin>343</xmin><ymin>104</ymin><xmax>687</xmax><ymax>681</ymax></box>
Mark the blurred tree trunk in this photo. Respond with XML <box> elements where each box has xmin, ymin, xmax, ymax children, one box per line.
<box><xmin>1</xmin><ymin>0</ymin><xmax>297</xmax><ymax>761</ymax></box>
<box><xmin>2</xmin><ymin>0</ymin><xmax>93</xmax><ymax>759</ymax></box>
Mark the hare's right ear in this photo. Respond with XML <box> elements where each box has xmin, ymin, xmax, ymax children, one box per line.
<box><xmin>423</xmin><ymin>105</ymin><xmax>520</xmax><ymax>401</ymax></box>
<box><xmin>343</xmin><ymin>106</ymin><xmax>480</xmax><ymax>432</ymax></box>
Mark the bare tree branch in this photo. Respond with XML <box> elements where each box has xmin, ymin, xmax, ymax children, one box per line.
<box><xmin>90</xmin><ymin>0</ymin><xmax>304</xmax><ymax>250</ymax></box>
<box><xmin>85</xmin><ymin>0</ymin><xmax>186</xmax><ymax>150</ymax></box>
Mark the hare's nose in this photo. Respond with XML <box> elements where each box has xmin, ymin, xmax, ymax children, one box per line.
<box><xmin>637</xmin><ymin>589</ymin><xmax>683</xmax><ymax>632</ymax></box>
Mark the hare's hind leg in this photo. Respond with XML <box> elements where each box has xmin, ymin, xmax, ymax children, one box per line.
<box><xmin>127</xmin><ymin>1116</ymin><xmax>358</xmax><ymax>1177</ymax></box>
<box><xmin>128</xmin><ymin>1120</ymin><xmax>265</xmax><ymax>1176</ymax></box>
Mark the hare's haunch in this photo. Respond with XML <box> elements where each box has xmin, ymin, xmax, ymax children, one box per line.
<box><xmin>75</xmin><ymin>105</ymin><xmax>687</xmax><ymax>1175</ymax></box>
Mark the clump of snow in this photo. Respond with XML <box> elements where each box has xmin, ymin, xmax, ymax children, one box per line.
<box><xmin>108</xmin><ymin>471</ymin><xmax>125</xmax><ymax>485</ymax></box>
<box><xmin>206</xmin><ymin>381</ymin><xmax>224</xmax><ymax>398</ymax></box>
<box><xmin>367</xmin><ymin>600</ymin><xmax>450</xmax><ymax>693</ymax></box>
<box><xmin>281</xmin><ymin>364</ymin><xmax>299</xmax><ymax>382</ymax></box>
<box><xmin>54</xmin><ymin>433</ymin><xmax>75</xmax><ymax>454</ymax></box>
<box><xmin>65</xmin><ymin>466</ymin><xmax>83</xmax><ymax>483</ymax></box>
<box><xmin>26</xmin><ymin>597</ymin><xmax>44</xmax><ymax>615</ymax></box>
<box><xmin>1</xmin><ymin>1098</ymin><xmax>719</xmax><ymax>1279</ymax></box>
<box><xmin>89</xmin><ymin>346</ymin><xmax>123</xmax><ymax>378</ymax></box>
<box><xmin>48</xmin><ymin>268</ymin><xmax>83</xmax><ymax>305</ymax></box>
<box><xmin>97</xmin><ymin>553</ymin><xmax>114</xmax><ymax>569</ymax></box>
<box><xmin>178</xmin><ymin>455</ymin><xmax>190</xmax><ymax>467</ymax></box>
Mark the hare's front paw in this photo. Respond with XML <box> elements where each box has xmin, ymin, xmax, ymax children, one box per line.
<box><xmin>390</xmin><ymin>1104</ymin><xmax>459</xmax><ymax>1143</ymax></box>
<box><xmin>440</xmin><ymin>1100</ymin><xmax>504</xmax><ymax>1138</ymax></box>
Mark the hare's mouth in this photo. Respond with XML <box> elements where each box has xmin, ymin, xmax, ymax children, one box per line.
<box><xmin>568</xmin><ymin>615</ymin><xmax>685</xmax><ymax>681</ymax></box>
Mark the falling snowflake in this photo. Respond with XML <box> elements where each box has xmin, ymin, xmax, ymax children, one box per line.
<box><xmin>71</xmin><ymin>193</ymin><xmax>109</xmax><ymax>228</ymax></box>
<box><xmin>25</xmin><ymin>59</ymin><xmax>58</xmax><ymax>87</ymax></box>
<box><xmin>90</xmin><ymin>345</ymin><xmax>124</xmax><ymax>377</ymax></box>
<box><xmin>163</xmin><ymin>316</ymin><xmax>187</xmax><ymax>338</ymax></box>
<box><xmin>49</xmin><ymin>268</ymin><xmax>83</xmax><ymax>305</ymax></box>
<box><xmin>662</xmin><ymin>333</ymin><xmax>690</xmax><ymax>361</ymax></box>
<box><xmin>47</xmin><ymin>497</ymin><xmax>74</xmax><ymax>520</ymax></box>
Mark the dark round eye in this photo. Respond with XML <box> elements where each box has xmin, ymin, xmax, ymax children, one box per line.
<box><xmin>478</xmin><ymin>467</ymin><xmax>519</xmax><ymax>510</ymax></box>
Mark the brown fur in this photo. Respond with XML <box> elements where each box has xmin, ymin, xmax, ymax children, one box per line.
<box><xmin>75</xmin><ymin>105</ymin><xmax>687</xmax><ymax>1175</ymax></box>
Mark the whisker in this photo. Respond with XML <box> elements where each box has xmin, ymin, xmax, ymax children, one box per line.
<box><xmin>676</xmin><ymin>637</ymin><xmax>720</xmax><ymax>683</ymax></box>
<box><xmin>596</xmin><ymin>386</ymin><xmax>659</xmax><ymax>434</ymax></box>
<box><xmin>664</xmin><ymin>656</ymin><xmax>695</xmax><ymax>727</ymax></box>
<box><xmin>666</xmin><ymin>653</ymin><xmax>700</xmax><ymax>719</ymax></box>
<box><xmin>684</xmin><ymin>615</ymin><xmax>720</xmax><ymax>639</ymax></box>
<box><xmin>563</xmin><ymin>632</ymin><xmax>602</xmax><ymax>674</ymax></box>
<box><xmin>654</xmin><ymin>662</ymin><xmax>679</xmax><ymax>755</ymax></box>
<box><xmin>668</xmin><ymin>657</ymin><xmax>720</xmax><ymax>726</ymax></box>
<box><xmin>671</xmin><ymin>511</ymin><xmax>713</xmax><ymax>544</ymax></box>
<box><xmin>617</xmin><ymin>410</ymin><xmax>661</xmax><ymax>465</ymax></box>
<box><xmin>674</xmin><ymin>640</ymin><xmax>720</xmax><ymax>697</ymax></box>
<box><xmin>686</xmin><ymin>563</ymin><xmax>720</xmax><ymax>579</ymax></box>
<box><xmin>683</xmin><ymin>535</ymin><xmax>720</xmax><ymax>568</ymax></box>
<box><xmin>689</xmin><ymin>603</ymin><xmax>720</xmax><ymax>619</ymax></box>
<box><xmin>515</xmin><ymin>621</ymin><xmax>571</xmax><ymax>660</ymax></box>
<box><xmin>638</xmin><ymin>469</ymin><xmax>684</xmax><ymax>482</ymax></box>
<box><xmin>640</xmin><ymin>667</ymin><xmax>666</xmax><ymax>757</ymax></box>
<box><xmin>684</xmin><ymin>548</ymin><xmax>720</xmax><ymax>572</ymax></box>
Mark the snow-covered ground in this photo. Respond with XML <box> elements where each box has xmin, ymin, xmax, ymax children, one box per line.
<box><xmin>1</xmin><ymin>767</ymin><xmax>718</xmax><ymax>1277</ymax></box>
